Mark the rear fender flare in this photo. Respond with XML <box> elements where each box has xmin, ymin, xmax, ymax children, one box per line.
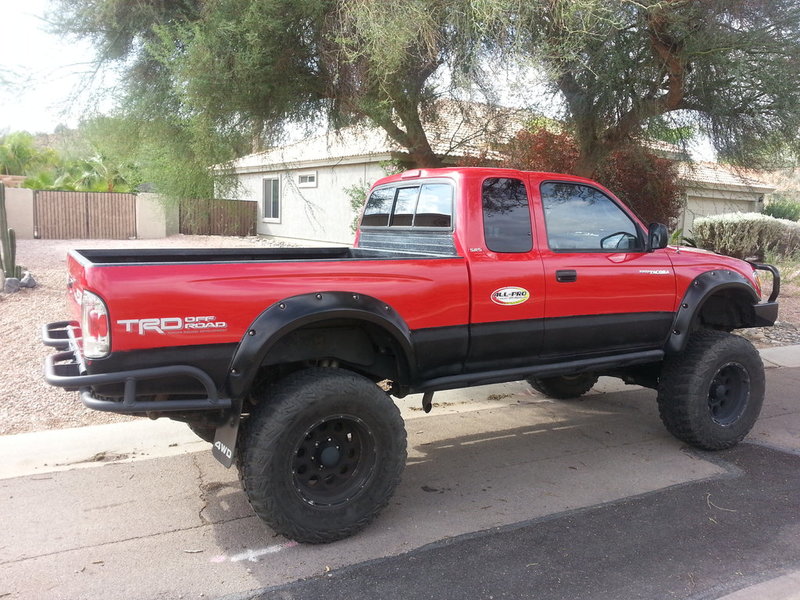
<box><xmin>225</xmin><ymin>292</ymin><xmax>415</xmax><ymax>399</ymax></box>
<box><xmin>666</xmin><ymin>270</ymin><xmax>759</xmax><ymax>354</ymax></box>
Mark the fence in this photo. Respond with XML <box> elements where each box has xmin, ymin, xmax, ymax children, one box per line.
<box><xmin>179</xmin><ymin>198</ymin><xmax>257</xmax><ymax>236</ymax></box>
<box><xmin>34</xmin><ymin>191</ymin><xmax>137</xmax><ymax>239</ymax></box>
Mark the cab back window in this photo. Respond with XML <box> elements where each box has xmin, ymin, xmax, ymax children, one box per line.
<box><xmin>362</xmin><ymin>182</ymin><xmax>453</xmax><ymax>229</ymax></box>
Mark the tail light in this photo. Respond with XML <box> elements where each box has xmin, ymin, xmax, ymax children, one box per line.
<box><xmin>81</xmin><ymin>291</ymin><xmax>111</xmax><ymax>358</ymax></box>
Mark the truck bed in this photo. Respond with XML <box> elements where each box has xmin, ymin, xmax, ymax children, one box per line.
<box><xmin>71</xmin><ymin>246</ymin><xmax>453</xmax><ymax>266</ymax></box>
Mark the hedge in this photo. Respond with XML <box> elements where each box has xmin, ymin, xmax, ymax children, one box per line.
<box><xmin>692</xmin><ymin>212</ymin><xmax>800</xmax><ymax>259</ymax></box>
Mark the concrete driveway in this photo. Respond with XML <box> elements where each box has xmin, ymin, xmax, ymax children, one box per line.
<box><xmin>1</xmin><ymin>349</ymin><xmax>799</xmax><ymax>600</ymax></box>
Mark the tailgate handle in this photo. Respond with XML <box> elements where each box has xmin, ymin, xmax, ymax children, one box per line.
<box><xmin>556</xmin><ymin>269</ymin><xmax>577</xmax><ymax>283</ymax></box>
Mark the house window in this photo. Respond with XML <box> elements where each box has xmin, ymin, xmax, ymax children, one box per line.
<box><xmin>262</xmin><ymin>177</ymin><xmax>280</xmax><ymax>222</ymax></box>
<box><xmin>298</xmin><ymin>171</ymin><xmax>317</xmax><ymax>188</ymax></box>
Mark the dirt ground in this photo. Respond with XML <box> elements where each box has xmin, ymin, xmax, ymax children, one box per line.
<box><xmin>1</xmin><ymin>236</ymin><xmax>798</xmax><ymax>436</ymax></box>
<box><xmin>0</xmin><ymin>236</ymin><xmax>296</xmax><ymax>436</ymax></box>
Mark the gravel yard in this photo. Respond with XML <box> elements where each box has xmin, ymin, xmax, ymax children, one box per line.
<box><xmin>0</xmin><ymin>235</ymin><xmax>297</xmax><ymax>436</ymax></box>
<box><xmin>1</xmin><ymin>236</ymin><xmax>798</xmax><ymax>436</ymax></box>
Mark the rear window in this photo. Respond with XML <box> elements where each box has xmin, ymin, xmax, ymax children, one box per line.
<box><xmin>362</xmin><ymin>182</ymin><xmax>453</xmax><ymax>229</ymax></box>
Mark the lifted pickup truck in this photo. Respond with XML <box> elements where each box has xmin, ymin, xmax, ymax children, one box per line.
<box><xmin>43</xmin><ymin>167</ymin><xmax>779</xmax><ymax>543</ymax></box>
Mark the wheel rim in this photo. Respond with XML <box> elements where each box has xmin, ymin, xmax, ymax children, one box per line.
<box><xmin>291</xmin><ymin>415</ymin><xmax>377</xmax><ymax>507</ymax></box>
<box><xmin>708</xmin><ymin>362</ymin><xmax>750</xmax><ymax>426</ymax></box>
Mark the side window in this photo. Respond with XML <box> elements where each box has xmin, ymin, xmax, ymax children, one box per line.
<box><xmin>362</xmin><ymin>187</ymin><xmax>395</xmax><ymax>226</ymax></box>
<box><xmin>541</xmin><ymin>183</ymin><xmax>641</xmax><ymax>251</ymax></box>
<box><xmin>482</xmin><ymin>178</ymin><xmax>533</xmax><ymax>253</ymax></box>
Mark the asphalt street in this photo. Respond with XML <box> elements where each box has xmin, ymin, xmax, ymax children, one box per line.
<box><xmin>1</xmin><ymin>357</ymin><xmax>799</xmax><ymax>600</ymax></box>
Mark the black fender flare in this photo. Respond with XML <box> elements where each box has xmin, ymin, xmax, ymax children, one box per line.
<box><xmin>665</xmin><ymin>269</ymin><xmax>760</xmax><ymax>354</ymax></box>
<box><xmin>225</xmin><ymin>291</ymin><xmax>415</xmax><ymax>399</ymax></box>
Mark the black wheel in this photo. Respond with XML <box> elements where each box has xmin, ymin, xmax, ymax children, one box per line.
<box><xmin>240</xmin><ymin>368</ymin><xmax>407</xmax><ymax>543</ymax></box>
<box><xmin>187</xmin><ymin>422</ymin><xmax>216</xmax><ymax>443</ymax></box>
<box><xmin>657</xmin><ymin>330</ymin><xmax>764</xmax><ymax>450</ymax></box>
<box><xmin>527</xmin><ymin>373</ymin><xmax>598</xmax><ymax>400</ymax></box>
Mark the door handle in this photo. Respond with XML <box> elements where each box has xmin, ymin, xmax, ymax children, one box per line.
<box><xmin>556</xmin><ymin>269</ymin><xmax>577</xmax><ymax>283</ymax></box>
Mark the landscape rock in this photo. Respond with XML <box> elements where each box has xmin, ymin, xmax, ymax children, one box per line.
<box><xmin>19</xmin><ymin>271</ymin><xmax>37</xmax><ymax>288</ymax></box>
<box><xmin>4</xmin><ymin>277</ymin><xmax>20</xmax><ymax>293</ymax></box>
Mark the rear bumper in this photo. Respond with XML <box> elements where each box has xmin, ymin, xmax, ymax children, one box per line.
<box><xmin>42</xmin><ymin>321</ymin><xmax>231</xmax><ymax>414</ymax></box>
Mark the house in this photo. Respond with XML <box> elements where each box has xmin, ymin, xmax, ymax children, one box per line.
<box><xmin>224</xmin><ymin>104</ymin><xmax>526</xmax><ymax>245</ymax></box>
<box><xmin>225</xmin><ymin>109</ymin><xmax>774</xmax><ymax>245</ymax></box>
<box><xmin>676</xmin><ymin>161</ymin><xmax>775</xmax><ymax>234</ymax></box>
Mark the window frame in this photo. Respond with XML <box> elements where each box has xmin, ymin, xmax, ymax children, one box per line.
<box><xmin>359</xmin><ymin>177</ymin><xmax>456</xmax><ymax>232</ymax></box>
<box><xmin>297</xmin><ymin>170</ymin><xmax>318</xmax><ymax>188</ymax></box>
<box><xmin>539</xmin><ymin>180</ymin><xmax>645</xmax><ymax>253</ymax></box>
<box><xmin>262</xmin><ymin>176</ymin><xmax>281</xmax><ymax>223</ymax></box>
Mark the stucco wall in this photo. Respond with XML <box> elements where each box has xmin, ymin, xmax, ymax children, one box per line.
<box><xmin>136</xmin><ymin>193</ymin><xmax>179</xmax><ymax>239</ymax></box>
<box><xmin>235</xmin><ymin>162</ymin><xmax>387</xmax><ymax>245</ymax></box>
<box><xmin>4</xmin><ymin>187</ymin><xmax>34</xmax><ymax>239</ymax></box>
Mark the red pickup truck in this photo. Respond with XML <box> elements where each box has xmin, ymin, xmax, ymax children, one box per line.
<box><xmin>43</xmin><ymin>167</ymin><xmax>779</xmax><ymax>543</ymax></box>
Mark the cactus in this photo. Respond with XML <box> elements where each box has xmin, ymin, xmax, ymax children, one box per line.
<box><xmin>0</xmin><ymin>183</ymin><xmax>19</xmax><ymax>279</ymax></box>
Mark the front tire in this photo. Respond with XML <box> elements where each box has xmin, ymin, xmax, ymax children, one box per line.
<box><xmin>527</xmin><ymin>373</ymin><xmax>598</xmax><ymax>400</ymax></box>
<box><xmin>240</xmin><ymin>368</ymin><xmax>407</xmax><ymax>543</ymax></box>
<box><xmin>657</xmin><ymin>331</ymin><xmax>764</xmax><ymax>450</ymax></box>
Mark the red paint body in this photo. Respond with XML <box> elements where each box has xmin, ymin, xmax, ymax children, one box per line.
<box><xmin>65</xmin><ymin>167</ymin><xmax>763</xmax><ymax>356</ymax></box>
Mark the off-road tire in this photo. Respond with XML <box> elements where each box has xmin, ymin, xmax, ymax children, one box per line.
<box><xmin>657</xmin><ymin>330</ymin><xmax>764</xmax><ymax>450</ymax></box>
<box><xmin>527</xmin><ymin>374</ymin><xmax>598</xmax><ymax>400</ymax></box>
<box><xmin>187</xmin><ymin>422</ymin><xmax>215</xmax><ymax>443</ymax></box>
<box><xmin>239</xmin><ymin>368</ymin><xmax>407</xmax><ymax>544</ymax></box>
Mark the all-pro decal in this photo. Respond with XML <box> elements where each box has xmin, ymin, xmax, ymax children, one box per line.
<box><xmin>491</xmin><ymin>287</ymin><xmax>530</xmax><ymax>306</ymax></box>
<box><xmin>117</xmin><ymin>315</ymin><xmax>228</xmax><ymax>335</ymax></box>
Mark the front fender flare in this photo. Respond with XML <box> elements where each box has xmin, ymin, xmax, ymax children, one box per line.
<box><xmin>665</xmin><ymin>270</ymin><xmax>760</xmax><ymax>354</ymax></box>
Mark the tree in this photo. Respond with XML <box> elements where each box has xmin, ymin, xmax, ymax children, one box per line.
<box><xmin>51</xmin><ymin>0</ymin><xmax>800</xmax><ymax>188</ymax></box>
<box><xmin>0</xmin><ymin>132</ymin><xmax>57</xmax><ymax>175</ymax></box>
<box><xmin>506</xmin><ymin>0</ymin><xmax>800</xmax><ymax>176</ymax></box>
<box><xmin>503</xmin><ymin>124</ymin><xmax>683</xmax><ymax>226</ymax></box>
<box><xmin>50</xmin><ymin>0</ymin><xmax>503</xmax><ymax>177</ymax></box>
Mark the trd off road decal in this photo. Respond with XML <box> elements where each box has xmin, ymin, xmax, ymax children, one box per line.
<box><xmin>491</xmin><ymin>287</ymin><xmax>530</xmax><ymax>306</ymax></box>
<box><xmin>117</xmin><ymin>315</ymin><xmax>228</xmax><ymax>335</ymax></box>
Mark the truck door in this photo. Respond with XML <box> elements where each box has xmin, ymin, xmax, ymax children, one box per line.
<box><xmin>465</xmin><ymin>176</ymin><xmax>546</xmax><ymax>372</ymax></box>
<box><xmin>534</xmin><ymin>180</ymin><xmax>675</xmax><ymax>358</ymax></box>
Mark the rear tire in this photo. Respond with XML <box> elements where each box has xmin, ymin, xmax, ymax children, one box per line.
<box><xmin>240</xmin><ymin>368</ymin><xmax>407</xmax><ymax>543</ymax></box>
<box><xmin>187</xmin><ymin>422</ymin><xmax>215</xmax><ymax>443</ymax></box>
<box><xmin>527</xmin><ymin>374</ymin><xmax>598</xmax><ymax>400</ymax></box>
<box><xmin>657</xmin><ymin>330</ymin><xmax>764</xmax><ymax>450</ymax></box>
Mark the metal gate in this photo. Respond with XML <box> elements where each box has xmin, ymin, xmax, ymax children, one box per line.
<box><xmin>34</xmin><ymin>191</ymin><xmax>137</xmax><ymax>239</ymax></box>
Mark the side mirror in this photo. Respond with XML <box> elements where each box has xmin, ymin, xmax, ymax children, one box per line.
<box><xmin>647</xmin><ymin>223</ymin><xmax>669</xmax><ymax>252</ymax></box>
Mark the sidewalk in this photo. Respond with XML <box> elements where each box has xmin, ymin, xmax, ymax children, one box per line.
<box><xmin>1</xmin><ymin>345</ymin><xmax>798</xmax><ymax>600</ymax></box>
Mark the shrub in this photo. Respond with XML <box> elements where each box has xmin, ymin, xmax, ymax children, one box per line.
<box><xmin>763</xmin><ymin>195</ymin><xmax>800</xmax><ymax>221</ymax></box>
<box><xmin>693</xmin><ymin>212</ymin><xmax>800</xmax><ymax>259</ymax></box>
<box><xmin>500</xmin><ymin>127</ymin><xmax>683</xmax><ymax>226</ymax></box>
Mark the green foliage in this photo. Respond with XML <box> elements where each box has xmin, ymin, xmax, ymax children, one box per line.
<box><xmin>763</xmin><ymin>195</ymin><xmax>800</xmax><ymax>222</ymax></box>
<box><xmin>0</xmin><ymin>184</ymin><xmax>19</xmax><ymax>279</ymax></box>
<box><xmin>0</xmin><ymin>132</ymin><xmax>57</xmax><ymax>176</ymax></box>
<box><xmin>693</xmin><ymin>213</ymin><xmax>800</xmax><ymax>259</ymax></box>
<box><xmin>344</xmin><ymin>160</ymin><xmax>406</xmax><ymax>232</ymax></box>
<box><xmin>52</xmin><ymin>0</ymin><xmax>800</xmax><ymax>185</ymax></box>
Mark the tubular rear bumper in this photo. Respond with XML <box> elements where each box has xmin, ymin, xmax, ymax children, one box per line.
<box><xmin>42</xmin><ymin>321</ymin><xmax>231</xmax><ymax>414</ymax></box>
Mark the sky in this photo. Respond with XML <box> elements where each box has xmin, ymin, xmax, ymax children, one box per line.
<box><xmin>0</xmin><ymin>0</ymin><xmax>116</xmax><ymax>134</ymax></box>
